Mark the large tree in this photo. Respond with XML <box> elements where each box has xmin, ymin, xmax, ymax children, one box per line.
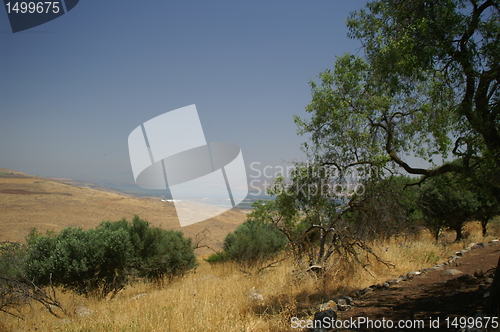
<box><xmin>295</xmin><ymin>0</ymin><xmax>499</xmax><ymax>318</ymax></box>
<box><xmin>296</xmin><ymin>0</ymin><xmax>499</xmax><ymax>197</ymax></box>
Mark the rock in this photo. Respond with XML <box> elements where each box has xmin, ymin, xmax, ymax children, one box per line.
<box><xmin>313</xmin><ymin>308</ymin><xmax>337</xmax><ymax>330</ymax></box>
<box><xmin>248</xmin><ymin>288</ymin><xmax>264</xmax><ymax>302</ymax></box>
<box><xmin>74</xmin><ymin>305</ymin><xmax>94</xmax><ymax>317</ymax></box>
<box><xmin>441</xmin><ymin>269</ymin><xmax>463</xmax><ymax>276</ymax></box>
<box><xmin>337</xmin><ymin>304</ymin><xmax>352</xmax><ymax>311</ymax></box>
<box><xmin>356</xmin><ymin>287</ymin><xmax>373</xmax><ymax>297</ymax></box>
<box><xmin>318</xmin><ymin>300</ymin><xmax>337</xmax><ymax>311</ymax></box>
<box><xmin>398</xmin><ymin>275</ymin><xmax>406</xmax><ymax>281</ymax></box>
<box><xmin>130</xmin><ymin>293</ymin><xmax>148</xmax><ymax>300</ymax></box>
<box><xmin>485</xmin><ymin>278</ymin><xmax>494</xmax><ymax>284</ymax></box>
<box><xmin>455</xmin><ymin>249</ymin><xmax>469</xmax><ymax>256</ymax></box>
<box><xmin>474</xmin><ymin>269</ymin><xmax>485</xmax><ymax>278</ymax></box>
<box><xmin>363</xmin><ymin>287</ymin><xmax>373</xmax><ymax>294</ymax></box>
<box><xmin>387</xmin><ymin>278</ymin><xmax>399</xmax><ymax>285</ymax></box>
<box><xmin>338</xmin><ymin>296</ymin><xmax>354</xmax><ymax>305</ymax></box>
<box><xmin>383</xmin><ymin>282</ymin><xmax>390</xmax><ymax>289</ymax></box>
<box><xmin>489</xmin><ymin>239</ymin><xmax>499</xmax><ymax>245</ymax></box>
<box><xmin>428</xmin><ymin>265</ymin><xmax>443</xmax><ymax>271</ymax></box>
<box><xmin>473</xmin><ymin>242</ymin><xmax>487</xmax><ymax>249</ymax></box>
<box><xmin>337</xmin><ymin>298</ymin><xmax>347</xmax><ymax>306</ymax></box>
<box><xmin>407</xmin><ymin>271</ymin><xmax>421</xmax><ymax>278</ymax></box>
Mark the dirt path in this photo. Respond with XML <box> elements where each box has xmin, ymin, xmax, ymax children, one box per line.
<box><xmin>335</xmin><ymin>242</ymin><xmax>500</xmax><ymax>331</ymax></box>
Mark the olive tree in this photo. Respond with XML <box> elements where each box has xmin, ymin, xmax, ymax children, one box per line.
<box><xmin>295</xmin><ymin>0</ymin><xmax>500</xmax><ymax>198</ymax></box>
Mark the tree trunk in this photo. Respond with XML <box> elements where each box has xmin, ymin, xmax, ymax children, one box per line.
<box><xmin>454</xmin><ymin>227</ymin><xmax>463</xmax><ymax>242</ymax></box>
<box><xmin>481</xmin><ymin>218</ymin><xmax>488</xmax><ymax>237</ymax></box>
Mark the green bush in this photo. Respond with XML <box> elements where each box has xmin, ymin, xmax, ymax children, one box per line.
<box><xmin>25</xmin><ymin>226</ymin><xmax>134</xmax><ymax>296</ymax></box>
<box><xmin>420</xmin><ymin>173</ymin><xmax>480</xmax><ymax>241</ymax></box>
<box><xmin>0</xmin><ymin>241</ymin><xmax>24</xmax><ymax>279</ymax></box>
<box><xmin>24</xmin><ymin>216</ymin><xmax>197</xmax><ymax>297</ymax></box>
<box><xmin>100</xmin><ymin>216</ymin><xmax>198</xmax><ymax>281</ymax></box>
<box><xmin>204</xmin><ymin>251</ymin><xmax>228</xmax><ymax>264</ymax></box>
<box><xmin>221</xmin><ymin>218</ymin><xmax>287</xmax><ymax>264</ymax></box>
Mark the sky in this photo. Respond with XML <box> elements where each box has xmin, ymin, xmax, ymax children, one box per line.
<box><xmin>0</xmin><ymin>1</ymin><xmax>370</xmax><ymax>192</ymax></box>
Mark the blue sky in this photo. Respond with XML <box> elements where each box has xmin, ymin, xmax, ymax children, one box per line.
<box><xmin>0</xmin><ymin>1</ymin><xmax>369</xmax><ymax>189</ymax></box>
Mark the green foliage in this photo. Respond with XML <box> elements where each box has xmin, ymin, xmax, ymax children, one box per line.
<box><xmin>420</xmin><ymin>172</ymin><xmax>480</xmax><ymax>241</ymax></box>
<box><xmin>204</xmin><ymin>251</ymin><xmax>228</xmax><ymax>264</ymax></box>
<box><xmin>346</xmin><ymin>175</ymin><xmax>423</xmax><ymax>240</ymax></box>
<box><xmin>25</xmin><ymin>226</ymin><xmax>134</xmax><ymax>296</ymax></box>
<box><xmin>100</xmin><ymin>216</ymin><xmax>198</xmax><ymax>281</ymax></box>
<box><xmin>24</xmin><ymin>216</ymin><xmax>197</xmax><ymax>296</ymax></box>
<box><xmin>221</xmin><ymin>206</ymin><xmax>288</xmax><ymax>264</ymax></box>
<box><xmin>296</xmin><ymin>0</ymin><xmax>500</xmax><ymax>206</ymax></box>
<box><xmin>133</xmin><ymin>226</ymin><xmax>198</xmax><ymax>280</ymax></box>
<box><xmin>0</xmin><ymin>242</ymin><xmax>24</xmax><ymax>280</ymax></box>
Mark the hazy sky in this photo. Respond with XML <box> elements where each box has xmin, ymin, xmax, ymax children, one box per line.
<box><xmin>0</xmin><ymin>1</ymin><xmax>369</xmax><ymax>188</ymax></box>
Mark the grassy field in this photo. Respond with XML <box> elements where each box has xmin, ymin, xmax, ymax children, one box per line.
<box><xmin>2</xmin><ymin>220</ymin><xmax>499</xmax><ymax>332</ymax></box>
<box><xmin>0</xmin><ymin>171</ymin><xmax>248</xmax><ymax>254</ymax></box>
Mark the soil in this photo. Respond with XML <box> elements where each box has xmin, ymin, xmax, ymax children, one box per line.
<box><xmin>334</xmin><ymin>243</ymin><xmax>500</xmax><ymax>331</ymax></box>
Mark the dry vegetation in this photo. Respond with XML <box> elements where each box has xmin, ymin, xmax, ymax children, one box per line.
<box><xmin>0</xmin><ymin>168</ymin><xmax>247</xmax><ymax>255</ymax></box>
<box><xmin>1</xmin><ymin>221</ymin><xmax>498</xmax><ymax>332</ymax></box>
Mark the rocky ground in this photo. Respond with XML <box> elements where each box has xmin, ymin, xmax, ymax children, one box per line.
<box><xmin>311</xmin><ymin>240</ymin><xmax>500</xmax><ymax>332</ymax></box>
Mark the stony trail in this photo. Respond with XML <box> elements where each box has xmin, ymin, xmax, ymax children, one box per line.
<box><xmin>332</xmin><ymin>241</ymin><xmax>500</xmax><ymax>331</ymax></box>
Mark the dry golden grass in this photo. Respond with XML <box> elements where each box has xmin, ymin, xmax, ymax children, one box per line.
<box><xmin>0</xmin><ymin>168</ymin><xmax>248</xmax><ymax>255</ymax></box>
<box><xmin>2</xmin><ymin>220</ymin><xmax>499</xmax><ymax>332</ymax></box>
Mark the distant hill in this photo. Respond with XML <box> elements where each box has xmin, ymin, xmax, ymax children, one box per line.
<box><xmin>47</xmin><ymin>178</ymin><xmax>133</xmax><ymax>196</ymax></box>
<box><xmin>0</xmin><ymin>168</ymin><xmax>248</xmax><ymax>255</ymax></box>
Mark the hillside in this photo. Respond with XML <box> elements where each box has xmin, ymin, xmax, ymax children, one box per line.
<box><xmin>0</xmin><ymin>168</ymin><xmax>247</xmax><ymax>255</ymax></box>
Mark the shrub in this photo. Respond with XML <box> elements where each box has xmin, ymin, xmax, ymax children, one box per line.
<box><xmin>134</xmin><ymin>226</ymin><xmax>198</xmax><ymax>280</ymax></box>
<box><xmin>25</xmin><ymin>226</ymin><xmax>134</xmax><ymax>296</ymax></box>
<box><xmin>222</xmin><ymin>218</ymin><xmax>288</xmax><ymax>264</ymax></box>
<box><xmin>204</xmin><ymin>251</ymin><xmax>228</xmax><ymax>264</ymax></box>
<box><xmin>100</xmin><ymin>216</ymin><xmax>198</xmax><ymax>281</ymax></box>
<box><xmin>420</xmin><ymin>173</ymin><xmax>480</xmax><ymax>241</ymax></box>
<box><xmin>1</xmin><ymin>241</ymin><xmax>66</xmax><ymax>319</ymax></box>
<box><xmin>24</xmin><ymin>216</ymin><xmax>197</xmax><ymax>296</ymax></box>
